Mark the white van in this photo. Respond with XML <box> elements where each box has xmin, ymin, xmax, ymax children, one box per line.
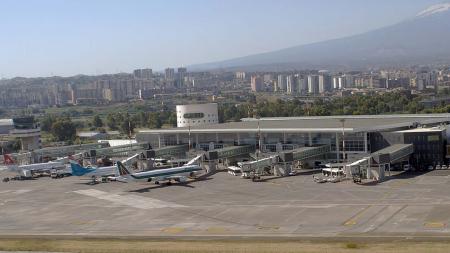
<box><xmin>227</xmin><ymin>166</ymin><xmax>242</xmax><ymax>176</ymax></box>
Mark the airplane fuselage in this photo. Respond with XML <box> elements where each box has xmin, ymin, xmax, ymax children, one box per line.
<box><xmin>123</xmin><ymin>165</ymin><xmax>202</xmax><ymax>183</ymax></box>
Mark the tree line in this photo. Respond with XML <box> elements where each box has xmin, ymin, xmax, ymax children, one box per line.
<box><xmin>219</xmin><ymin>91</ymin><xmax>428</xmax><ymax>121</ymax></box>
<box><xmin>38</xmin><ymin>91</ymin><xmax>450</xmax><ymax>142</ymax></box>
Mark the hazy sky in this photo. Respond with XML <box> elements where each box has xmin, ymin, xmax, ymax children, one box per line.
<box><xmin>0</xmin><ymin>0</ymin><xmax>445</xmax><ymax>77</ymax></box>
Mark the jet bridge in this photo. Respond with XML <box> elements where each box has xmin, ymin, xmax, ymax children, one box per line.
<box><xmin>278</xmin><ymin>145</ymin><xmax>331</xmax><ymax>163</ymax></box>
<box><xmin>92</xmin><ymin>142</ymin><xmax>151</xmax><ymax>157</ymax></box>
<box><xmin>238</xmin><ymin>145</ymin><xmax>331</xmax><ymax>181</ymax></box>
<box><xmin>145</xmin><ymin>144</ymin><xmax>189</xmax><ymax>159</ymax></box>
<box><xmin>371</xmin><ymin>144</ymin><xmax>414</xmax><ymax>165</ymax></box>
<box><xmin>205</xmin><ymin>145</ymin><xmax>255</xmax><ymax>160</ymax></box>
<box><xmin>12</xmin><ymin>142</ymin><xmax>110</xmax><ymax>164</ymax></box>
<box><xmin>239</xmin><ymin>155</ymin><xmax>279</xmax><ymax>173</ymax></box>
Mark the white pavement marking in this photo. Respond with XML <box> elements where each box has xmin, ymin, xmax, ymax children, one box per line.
<box><xmin>0</xmin><ymin>190</ymin><xmax>32</xmax><ymax>195</ymax></box>
<box><xmin>12</xmin><ymin>189</ymin><xmax>32</xmax><ymax>194</ymax></box>
<box><xmin>74</xmin><ymin>189</ymin><xmax>184</xmax><ymax>209</ymax></box>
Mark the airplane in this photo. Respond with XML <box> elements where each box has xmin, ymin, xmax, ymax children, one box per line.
<box><xmin>70</xmin><ymin>162</ymin><xmax>118</xmax><ymax>183</ymax></box>
<box><xmin>3</xmin><ymin>154</ymin><xmax>66</xmax><ymax>178</ymax></box>
<box><xmin>116</xmin><ymin>155</ymin><xmax>203</xmax><ymax>185</ymax></box>
<box><xmin>69</xmin><ymin>153</ymin><xmax>141</xmax><ymax>184</ymax></box>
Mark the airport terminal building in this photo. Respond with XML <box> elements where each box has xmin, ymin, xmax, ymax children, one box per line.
<box><xmin>137</xmin><ymin>114</ymin><xmax>450</xmax><ymax>169</ymax></box>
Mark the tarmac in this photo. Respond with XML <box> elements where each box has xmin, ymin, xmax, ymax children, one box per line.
<box><xmin>1</xmin><ymin>169</ymin><xmax>450</xmax><ymax>239</ymax></box>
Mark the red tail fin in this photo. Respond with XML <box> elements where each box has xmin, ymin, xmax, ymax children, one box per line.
<box><xmin>3</xmin><ymin>154</ymin><xmax>15</xmax><ymax>165</ymax></box>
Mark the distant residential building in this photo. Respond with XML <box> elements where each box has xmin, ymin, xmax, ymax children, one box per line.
<box><xmin>235</xmin><ymin>71</ymin><xmax>246</xmax><ymax>80</ymax></box>
<box><xmin>251</xmin><ymin>75</ymin><xmax>263</xmax><ymax>92</ymax></box>
<box><xmin>344</xmin><ymin>75</ymin><xmax>354</xmax><ymax>88</ymax></box>
<box><xmin>286</xmin><ymin>75</ymin><xmax>296</xmax><ymax>94</ymax></box>
<box><xmin>318</xmin><ymin>74</ymin><xmax>332</xmax><ymax>93</ymax></box>
<box><xmin>277</xmin><ymin>74</ymin><xmax>287</xmax><ymax>91</ymax></box>
<box><xmin>176</xmin><ymin>67</ymin><xmax>187</xmax><ymax>87</ymax></box>
<box><xmin>307</xmin><ymin>75</ymin><xmax>319</xmax><ymax>94</ymax></box>
<box><xmin>141</xmin><ymin>68</ymin><xmax>152</xmax><ymax>79</ymax></box>
<box><xmin>297</xmin><ymin>76</ymin><xmax>308</xmax><ymax>94</ymax></box>
<box><xmin>332</xmin><ymin>75</ymin><xmax>351</xmax><ymax>90</ymax></box>
<box><xmin>133</xmin><ymin>69</ymin><xmax>141</xmax><ymax>78</ymax></box>
<box><xmin>263</xmin><ymin>74</ymin><xmax>273</xmax><ymax>82</ymax></box>
<box><xmin>165</xmin><ymin>68</ymin><xmax>175</xmax><ymax>80</ymax></box>
<box><xmin>133</xmin><ymin>68</ymin><xmax>152</xmax><ymax>79</ymax></box>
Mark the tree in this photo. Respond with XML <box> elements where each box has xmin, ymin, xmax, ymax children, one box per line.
<box><xmin>119</xmin><ymin>113</ymin><xmax>136</xmax><ymax>136</ymax></box>
<box><xmin>51</xmin><ymin>118</ymin><xmax>76</xmax><ymax>142</ymax></box>
<box><xmin>40</xmin><ymin>114</ymin><xmax>56</xmax><ymax>132</ymax></box>
<box><xmin>83</xmin><ymin>108</ymin><xmax>94</xmax><ymax>115</ymax></box>
<box><xmin>106</xmin><ymin>113</ymin><xmax>118</xmax><ymax>130</ymax></box>
<box><xmin>148</xmin><ymin>112</ymin><xmax>162</xmax><ymax>129</ymax></box>
<box><xmin>92</xmin><ymin>115</ymin><xmax>103</xmax><ymax>128</ymax></box>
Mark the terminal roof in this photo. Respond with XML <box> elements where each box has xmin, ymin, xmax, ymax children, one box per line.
<box><xmin>139</xmin><ymin>114</ymin><xmax>450</xmax><ymax>134</ymax></box>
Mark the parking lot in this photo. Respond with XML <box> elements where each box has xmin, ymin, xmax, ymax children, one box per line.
<box><xmin>1</xmin><ymin>169</ymin><xmax>450</xmax><ymax>238</ymax></box>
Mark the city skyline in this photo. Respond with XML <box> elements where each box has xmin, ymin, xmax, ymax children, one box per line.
<box><xmin>0</xmin><ymin>0</ymin><xmax>446</xmax><ymax>78</ymax></box>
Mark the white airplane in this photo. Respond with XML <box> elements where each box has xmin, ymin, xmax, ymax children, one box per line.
<box><xmin>116</xmin><ymin>155</ymin><xmax>203</xmax><ymax>185</ymax></box>
<box><xmin>3</xmin><ymin>154</ymin><xmax>66</xmax><ymax>178</ymax></box>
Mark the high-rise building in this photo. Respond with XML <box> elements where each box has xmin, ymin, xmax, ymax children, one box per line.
<box><xmin>133</xmin><ymin>68</ymin><xmax>152</xmax><ymax>79</ymax></box>
<box><xmin>133</xmin><ymin>69</ymin><xmax>142</xmax><ymax>78</ymax></box>
<box><xmin>235</xmin><ymin>71</ymin><xmax>246</xmax><ymax>80</ymax></box>
<box><xmin>277</xmin><ymin>74</ymin><xmax>287</xmax><ymax>91</ymax></box>
<box><xmin>344</xmin><ymin>75</ymin><xmax>354</xmax><ymax>88</ymax></box>
<box><xmin>141</xmin><ymin>68</ymin><xmax>153</xmax><ymax>79</ymax></box>
<box><xmin>308</xmin><ymin>75</ymin><xmax>319</xmax><ymax>94</ymax></box>
<box><xmin>333</xmin><ymin>76</ymin><xmax>346</xmax><ymax>89</ymax></box>
<box><xmin>178</xmin><ymin>67</ymin><xmax>187</xmax><ymax>75</ymax></box>
<box><xmin>165</xmin><ymin>68</ymin><xmax>175</xmax><ymax>80</ymax></box>
<box><xmin>251</xmin><ymin>75</ymin><xmax>263</xmax><ymax>92</ymax></box>
<box><xmin>318</xmin><ymin>74</ymin><xmax>332</xmax><ymax>93</ymax></box>
<box><xmin>176</xmin><ymin>67</ymin><xmax>187</xmax><ymax>87</ymax></box>
<box><xmin>297</xmin><ymin>76</ymin><xmax>308</xmax><ymax>94</ymax></box>
<box><xmin>286</xmin><ymin>75</ymin><xmax>296</xmax><ymax>94</ymax></box>
<box><xmin>263</xmin><ymin>74</ymin><xmax>273</xmax><ymax>82</ymax></box>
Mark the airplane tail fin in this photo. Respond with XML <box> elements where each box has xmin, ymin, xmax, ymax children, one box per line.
<box><xmin>117</xmin><ymin>161</ymin><xmax>132</xmax><ymax>176</ymax></box>
<box><xmin>3</xmin><ymin>154</ymin><xmax>15</xmax><ymax>165</ymax></box>
<box><xmin>184</xmin><ymin>155</ymin><xmax>202</xmax><ymax>166</ymax></box>
<box><xmin>70</xmin><ymin>162</ymin><xmax>91</xmax><ymax>176</ymax></box>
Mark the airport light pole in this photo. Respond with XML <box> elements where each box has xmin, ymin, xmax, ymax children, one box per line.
<box><xmin>340</xmin><ymin>119</ymin><xmax>346</xmax><ymax>165</ymax></box>
<box><xmin>188</xmin><ymin>121</ymin><xmax>191</xmax><ymax>153</ymax></box>
<box><xmin>257</xmin><ymin>116</ymin><xmax>261</xmax><ymax>156</ymax></box>
<box><xmin>256</xmin><ymin>116</ymin><xmax>261</xmax><ymax>180</ymax></box>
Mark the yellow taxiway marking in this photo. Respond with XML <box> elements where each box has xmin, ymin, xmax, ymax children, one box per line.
<box><xmin>342</xmin><ymin>205</ymin><xmax>371</xmax><ymax>226</ymax></box>
<box><xmin>256</xmin><ymin>225</ymin><xmax>280</xmax><ymax>231</ymax></box>
<box><xmin>424</xmin><ymin>222</ymin><xmax>446</xmax><ymax>229</ymax></box>
<box><xmin>162</xmin><ymin>227</ymin><xmax>185</xmax><ymax>234</ymax></box>
<box><xmin>344</xmin><ymin>220</ymin><xmax>357</xmax><ymax>226</ymax></box>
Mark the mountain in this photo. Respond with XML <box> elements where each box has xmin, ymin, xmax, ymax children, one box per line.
<box><xmin>190</xmin><ymin>3</ymin><xmax>450</xmax><ymax>71</ymax></box>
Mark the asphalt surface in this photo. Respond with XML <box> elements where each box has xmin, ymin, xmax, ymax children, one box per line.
<box><xmin>1</xmin><ymin>169</ymin><xmax>450</xmax><ymax>239</ymax></box>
